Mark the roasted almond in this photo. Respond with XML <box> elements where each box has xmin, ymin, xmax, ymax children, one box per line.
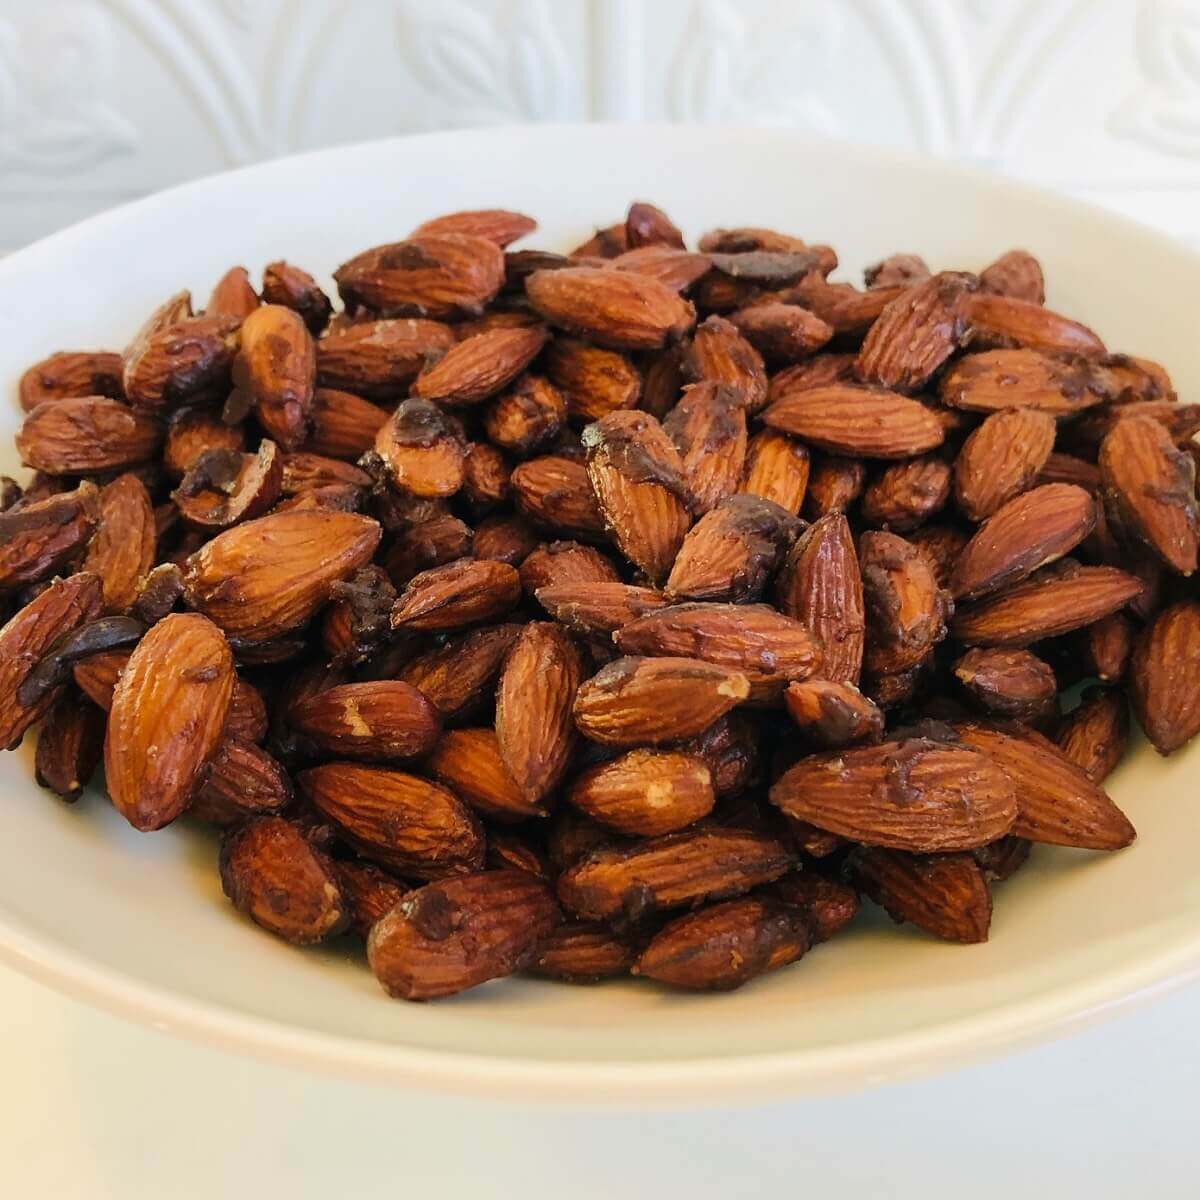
<box><xmin>483</xmin><ymin>374</ymin><xmax>566</xmax><ymax>456</ymax></box>
<box><xmin>681</xmin><ymin>315</ymin><xmax>769</xmax><ymax>412</ymax></box>
<box><xmin>172</xmin><ymin>442</ymin><xmax>283</xmax><ymax>531</ymax></box>
<box><xmin>526</xmin><ymin>266</ymin><xmax>695</xmax><ymax>350</ymax></box>
<box><xmin>396</xmin><ymin>622</ymin><xmax>521</xmax><ymax>721</ymax></box>
<box><xmin>768</xmin><ymin>872</ymin><xmax>860</xmax><ymax>942</ymax></box>
<box><xmin>383</xmin><ymin>513</ymin><xmax>474</xmax><ymax>586</ymax></box>
<box><xmin>939</xmin><ymin>349</ymin><xmax>1108</xmax><ymax>415</ymax></box>
<box><xmin>206</xmin><ymin>266</ymin><xmax>259</xmax><ymax>320</ymax></box>
<box><xmin>528</xmin><ymin>921</ymin><xmax>635</xmax><ymax>982</ymax></box>
<box><xmin>860</xmin><ymin>530</ymin><xmax>949</xmax><ymax>675</ymax></box>
<box><xmin>189</xmin><ymin>737</ymin><xmax>292</xmax><ymax>826</ymax></box>
<box><xmin>163</xmin><ymin>406</ymin><xmax>245</xmax><ymax>478</ymax></box>
<box><xmin>104</xmin><ymin>613</ymin><xmax>234</xmax><ymax>830</ymax></box>
<box><xmin>954</xmin><ymin>647</ymin><xmax>1056</xmax><ymax>723</ymax></box>
<box><xmin>979</xmin><ymin>250</ymin><xmax>1044</xmax><ymax>304</ymax></box>
<box><xmin>367</xmin><ymin>870</ymin><xmax>560</xmax><ymax>1000</ymax></box>
<box><xmin>304</xmin><ymin>388</ymin><xmax>388</xmax><ymax>460</ymax></box>
<box><xmin>511</xmin><ymin>454</ymin><xmax>607</xmax><ymax>539</ymax></box>
<box><xmin>739</xmin><ymin>429</ymin><xmax>809</xmax><ymax>515</ymax></box>
<box><xmin>535</xmin><ymin>581</ymin><xmax>668</xmax><ymax>636</ymax></box>
<box><xmin>545</xmin><ymin>337</ymin><xmax>642</xmax><ymax>425</ymax></box>
<box><xmin>316</xmin><ymin>318</ymin><xmax>456</xmax><ymax>399</ymax></box>
<box><xmin>728</xmin><ymin>302</ymin><xmax>833</xmax><ymax>366</ymax></box>
<box><xmin>122</xmin><ymin>314</ymin><xmax>239</xmax><ymax>412</ymax></box>
<box><xmin>19</xmin><ymin>350</ymin><xmax>124</xmax><ymax>411</ymax></box>
<box><xmin>34</xmin><ymin>692</ymin><xmax>105</xmax><ymax>802</ymax></box>
<box><xmin>335</xmin><ymin>860</ymin><xmax>409</xmax><ymax>937</ymax></box>
<box><xmin>83</xmin><ymin>474</ymin><xmax>156</xmax><ymax>612</ymax></box>
<box><xmin>413</xmin><ymin>208</ymin><xmax>537</xmax><ymax>247</ymax></box>
<box><xmin>0</xmin><ymin>484</ymin><xmax>99</xmax><ymax>593</ymax></box>
<box><xmin>519</xmin><ymin>540</ymin><xmax>620</xmax><ymax>593</ymax></box>
<box><xmin>17</xmin><ymin>397</ymin><xmax>163</xmax><ymax>476</ymax></box>
<box><xmin>864</xmin><ymin>254</ymin><xmax>930</xmax><ymax>289</ymax></box>
<box><xmin>612</xmin><ymin>244</ymin><xmax>712</xmax><ymax>292</ymax></box>
<box><xmin>568</xmin><ymin>749</ymin><xmax>714</xmax><ymax>837</ymax></box>
<box><xmin>860</xmin><ymin>454</ymin><xmax>951</xmax><ymax>532</ymax></box>
<box><xmin>413</xmin><ymin>324</ymin><xmax>547</xmax><ymax>406</ymax></box>
<box><xmin>1129</xmin><ymin>600</ymin><xmax>1200</xmax><ymax>754</ymax></box>
<box><xmin>1056</xmin><ymin>688</ymin><xmax>1128</xmax><ymax>783</ymax></box>
<box><xmin>784</xmin><ymin>679</ymin><xmax>884</xmax><ymax>747</ymax></box>
<box><xmin>370</xmin><ymin>398</ymin><xmax>466</xmax><ymax>499</ymax></box>
<box><xmin>425</xmin><ymin>727</ymin><xmax>542</xmax><ymax>821</ymax></box>
<box><xmin>771</xmin><ymin>737</ymin><xmax>1017</xmax><ymax>851</ymax></box>
<box><xmin>966</xmin><ymin>292</ymin><xmax>1105</xmax><ymax>356</ymax></box>
<box><xmin>261</xmin><ymin>261</ymin><xmax>332</xmax><ymax>333</ymax></box>
<box><xmin>573</xmin><ymin>656</ymin><xmax>750</xmax><ymax>746</ymax></box>
<box><xmin>663</xmin><ymin>382</ymin><xmax>747</xmax><ymax>514</ymax></box>
<box><xmin>390</xmin><ymin>558</ymin><xmax>520</xmax><ymax>632</ymax></box>
<box><xmin>803</xmin><ymin>454</ymin><xmax>867</xmax><ymax>518</ymax></box>
<box><xmin>954</xmin><ymin>408</ymin><xmax>1056</xmax><ymax>521</ymax></box>
<box><xmin>290</xmin><ymin>680</ymin><xmax>441</xmax><ymax>761</ymax></box>
<box><xmin>300</xmin><ymin>762</ymin><xmax>484</xmax><ymax>878</ymax></box>
<box><xmin>909</xmin><ymin>523</ymin><xmax>970</xmax><ymax>589</ymax></box>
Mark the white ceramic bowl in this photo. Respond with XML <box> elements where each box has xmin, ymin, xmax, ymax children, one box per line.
<box><xmin>0</xmin><ymin>125</ymin><xmax>1197</xmax><ymax>1106</ymax></box>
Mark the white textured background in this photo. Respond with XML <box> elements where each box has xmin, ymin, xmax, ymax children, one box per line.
<box><xmin>4</xmin><ymin>2</ymin><xmax>1200</xmax><ymax>1196</ymax></box>
<box><xmin>4</xmin><ymin>0</ymin><xmax>1200</xmax><ymax>253</ymax></box>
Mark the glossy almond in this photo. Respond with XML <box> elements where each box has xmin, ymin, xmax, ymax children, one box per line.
<box><xmin>955</xmin><ymin>408</ymin><xmax>1056</xmax><ymax>521</ymax></box>
<box><xmin>17</xmin><ymin>397</ymin><xmax>163</xmax><ymax>475</ymax></box>
<box><xmin>367</xmin><ymin>870</ymin><xmax>560</xmax><ymax>1000</ymax></box>
<box><xmin>528</xmin><ymin>921</ymin><xmax>635</xmax><ymax>982</ymax></box>
<box><xmin>122</xmin><ymin>314</ymin><xmax>239</xmax><ymax>412</ymax></box>
<box><xmin>573</xmin><ymin>656</ymin><xmax>750</xmax><ymax>746</ymax></box>
<box><xmin>19</xmin><ymin>350</ymin><xmax>124</xmax><ymax>411</ymax></box>
<box><xmin>966</xmin><ymin>292</ymin><xmax>1105</xmax><ymax>355</ymax></box>
<box><xmin>519</xmin><ymin>540</ymin><xmax>620</xmax><ymax>593</ymax></box>
<box><xmin>1056</xmin><ymin>688</ymin><xmax>1128</xmax><ymax>782</ymax></box>
<box><xmin>739</xmin><ymin>429</ymin><xmax>809</xmax><ymax>515</ymax></box>
<box><xmin>0</xmin><ymin>484</ymin><xmax>99</xmax><ymax>593</ymax></box>
<box><xmin>182</xmin><ymin>509</ymin><xmax>381</xmax><ymax>643</ymax></box>
<box><xmin>768</xmin><ymin>873</ymin><xmax>860</xmax><ymax>942</ymax></box>
<box><xmin>511</xmin><ymin>454</ymin><xmax>607</xmax><ymax>539</ymax></box>
<box><xmin>535</xmin><ymin>582</ymin><xmax>669</xmax><ymax>636</ymax></box>
<box><xmin>763</xmin><ymin>384</ymin><xmax>945</xmax><ymax>459</ymax></box>
<box><xmin>1129</xmin><ymin>600</ymin><xmax>1200</xmax><ymax>754</ymax></box>
<box><xmin>775</xmin><ymin>513</ymin><xmax>864</xmax><ymax>684</ymax></box>
<box><xmin>681</xmin><ymin>315</ymin><xmax>769</xmax><ymax>412</ymax></box>
<box><xmin>771</xmin><ymin>738</ymin><xmax>1017</xmax><ymax>851</ymax></box>
<box><xmin>304</xmin><ymin>388</ymin><xmax>388</xmax><ymax>460</ymax></box>
<box><xmin>495</xmin><ymin>622</ymin><xmax>582</xmax><ymax>805</ymax></box>
<box><xmin>172</xmin><ymin>442</ymin><xmax>283</xmax><ymax>531</ymax></box>
<box><xmin>189</xmin><ymin>738</ymin><xmax>291</xmax><ymax>826</ymax></box>
<box><xmin>425</xmin><ymin>727</ymin><xmax>542</xmax><ymax>821</ymax></box>
<box><xmin>34</xmin><ymin>693</ymin><xmax>105</xmax><ymax>802</ymax></box>
<box><xmin>300</xmin><ymin>762</ymin><xmax>484</xmax><ymax>878</ymax></box>
<box><xmin>206</xmin><ymin>266</ymin><xmax>259</xmax><ymax>320</ymax></box>
<box><xmin>335</xmin><ymin>861</ymin><xmax>409</xmax><ymax>937</ymax></box>
<box><xmin>803</xmin><ymin>454</ymin><xmax>866</xmax><ymax>518</ymax></box>
<box><xmin>261</xmin><ymin>261</ymin><xmax>332</xmax><ymax>333</ymax></box>
<box><xmin>859</xmin><ymin>531</ymin><xmax>950</xmax><ymax>675</ymax></box>
<box><xmin>860</xmin><ymin>454</ymin><xmax>951</xmax><ymax>532</ymax></box>
<box><xmin>391</xmin><ymin>558</ymin><xmax>520</xmax><ymax>632</ymax></box>
<box><xmin>82</xmin><ymin>474</ymin><xmax>156</xmax><ymax>613</ymax></box>
<box><xmin>568</xmin><ymin>749</ymin><xmax>714</xmax><ymax>837</ymax></box>
<box><xmin>663</xmin><ymin>382</ymin><xmax>747</xmax><ymax>514</ymax></box>
<box><xmin>954</xmin><ymin>647</ymin><xmax>1056</xmax><ymax>723</ymax></box>
<box><xmin>413</xmin><ymin>324</ymin><xmax>547</xmax><ymax>405</ymax></box>
<box><xmin>939</xmin><ymin>349</ymin><xmax>1108</xmax><ymax>415</ymax></box>
<box><xmin>526</xmin><ymin>266</ymin><xmax>695</xmax><ymax>350</ymax></box>
<box><xmin>316</xmin><ymin>318</ymin><xmax>456</xmax><ymax>398</ymax></box>
<box><xmin>783</xmin><ymin>679</ymin><xmax>884</xmax><ymax>747</ymax></box>
<box><xmin>290</xmin><ymin>680</ymin><xmax>441</xmax><ymax>761</ymax></box>
<box><xmin>371</xmin><ymin>398</ymin><xmax>465</xmax><ymax>499</ymax></box>
<box><xmin>104</xmin><ymin>613</ymin><xmax>234</xmax><ymax>831</ymax></box>
<box><xmin>950</xmin><ymin>484</ymin><xmax>1097</xmax><ymax>601</ymax></box>
<box><xmin>545</xmin><ymin>338</ymin><xmax>641</xmax><ymax>423</ymax></box>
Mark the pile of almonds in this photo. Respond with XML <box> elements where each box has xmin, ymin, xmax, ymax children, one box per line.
<box><xmin>3</xmin><ymin>200</ymin><xmax>1195</xmax><ymax>998</ymax></box>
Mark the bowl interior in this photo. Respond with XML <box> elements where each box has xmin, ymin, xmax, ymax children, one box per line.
<box><xmin>0</xmin><ymin>126</ymin><xmax>1197</xmax><ymax>1101</ymax></box>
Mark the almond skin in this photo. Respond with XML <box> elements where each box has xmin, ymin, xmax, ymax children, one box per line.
<box><xmin>299</xmin><ymin>762</ymin><xmax>484</xmax><ymax>878</ymax></box>
<box><xmin>219</xmin><ymin>817</ymin><xmax>348</xmax><ymax>945</ymax></box>
<box><xmin>122</xmin><ymin>314</ymin><xmax>240</xmax><ymax>412</ymax></box>
<box><xmin>495</xmin><ymin>622</ymin><xmax>582</xmax><ymax>805</ymax></box>
<box><xmin>17</xmin><ymin>397</ymin><xmax>163</xmax><ymax>475</ymax></box>
<box><xmin>511</xmin><ymin>454</ymin><xmax>607</xmax><ymax>539</ymax></box>
<box><xmin>681</xmin><ymin>315</ymin><xmax>769</xmax><ymax>412</ymax></box>
<box><xmin>729</xmin><ymin>302</ymin><xmax>833</xmax><ymax>366</ymax></box>
<box><xmin>425</xmin><ymin>727</ymin><xmax>542</xmax><ymax>821</ymax></box>
<box><xmin>663</xmin><ymin>382</ymin><xmax>747</xmax><ymax>514</ymax></box>
<box><xmin>955</xmin><ymin>722</ymin><xmax>1135</xmax><ymax>850</ymax></box>
<box><xmin>849</xmin><ymin>848</ymin><xmax>992</xmax><ymax>943</ymax></box>
<box><xmin>335</xmin><ymin>861</ymin><xmax>410</xmax><ymax>937</ymax></box>
<box><xmin>0</xmin><ymin>573</ymin><xmax>103</xmax><ymax>749</ymax></box>
<box><xmin>207</xmin><ymin>266</ymin><xmax>259</xmax><ymax>320</ymax></box>
<box><xmin>528</xmin><ymin>921</ymin><xmax>635</xmax><ymax>982</ymax></box>
<box><xmin>953</xmin><ymin>560</ymin><xmax>1144</xmax><ymax>647</ymax></box>
<box><xmin>939</xmin><ymin>349</ymin><xmax>1108</xmax><ymax>415</ymax></box>
<box><xmin>316</xmin><ymin>319</ymin><xmax>456</xmax><ymax>399</ymax></box>
<box><xmin>784</xmin><ymin>679</ymin><xmax>884</xmax><ymax>747</ymax></box>
<box><xmin>20</xmin><ymin>350</ymin><xmax>124</xmax><ymax>410</ymax></box>
<box><xmin>634</xmin><ymin>896</ymin><xmax>811</xmax><ymax>991</ymax></box>
<box><xmin>614</xmin><ymin>602</ymin><xmax>821</xmax><ymax>702</ymax></box>
<box><xmin>739</xmin><ymin>429</ymin><xmax>810</xmax><ymax>515</ymax></box>
<box><xmin>396</xmin><ymin>623</ymin><xmax>522</xmax><ymax>721</ymax></box>
<box><xmin>954</xmin><ymin>647</ymin><xmax>1057</xmax><ymax>723</ymax></box>
<box><xmin>0</xmin><ymin>484</ymin><xmax>99</xmax><ymax>593</ymax></box>
<box><xmin>568</xmin><ymin>749</ymin><xmax>715</xmax><ymax>836</ymax></box>
<box><xmin>390</xmin><ymin>558</ymin><xmax>520</xmax><ymax>632</ymax></box>
<box><xmin>1056</xmin><ymin>688</ymin><xmax>1129</xmax><ymax>782</ymax></box>
<box><xmin>526</xmin><ymin>266</ymin><xmax>695</xmax><ymax>350</ymax></box>
<box><xmin>304</xmin><ymin>388</ymin><xmax>388</xmax><ymax>460</ymax></box>
<box><xmin>367</xmin><ymin>870</ymin><xmax>561</xmax><ymax>1000</ymax></box>
<box><xmin>104</xmin><ymin>613</ymin><xmax>234</xmax><ymax>831</ymax></box>
<box><xmin>762</xmin><ymin>383</ymin><xmax>946</xmax><ymax>459</ymax></box>
<box><xmin>573</xmin><ymin>656</ymin><xmax>751</xmax><ymax>746</ymax></box>
<box><xmin>950</xmin><ymin>484</ymin><xmax>1097</xmax><ymax>601</ymax></box>
<box><xmin>860</xmin><ymin>454</ymin><xmax>952</xmax><ymax>532</ymax></box>
<box><xmin>1099</xmin><ymin>413</ymin><xmax>1198</xmax><ymax>575</ymax></box>
<box><xmin>412</xmin><ymin>324</ymin><xmax>548</xmax><ymax>406</ymax></box>
<box><xmin>535</xmin><ymin>582</ymin><xmax>669</xmax><ymax>636</ymax></box>
<box><xmin>557</xmin><ymin>827</ymin><xmax>795</xmax><ymax>921</ymax></box>
<box><xmin>183</xmin><ymin>509</ymin><xmax>381</xmax><ymax>643</ymax></box>
<box><xmin>290</xmin><ymin>680</ymin><xmax>441</xmax><ymax>761</ymax></box>
<box><xmin>803</xmin><ymin>454</ymin><xmax>866</xmax><ymax>518</ymax></box>
<box><xmin>775</xmin><ymin>513</ymin><xmax>864</xmax><ymax>684</ymax></box>
<box><xmin>860</xmin><ymin>530</ymin><xmax>951</xmax><ymax>675</ymax></box>
<box><xmin>545</xmin><ymin>338</ymin><xmax>641</xmax><ymax>423</ymax></box>
<box><xmin>965</xmin><ymin>292</ymin><xmax>1105</xmax><ymax>356</ymax></box>
<box><xmin>954</xmin><ymin>408</ymin><xmax>1057</xmax><ymax>522</ymax></box>
<box><xmin>583</xmin><ymin>410</ymin><xmax>691</xmax><ymax>583</ymax></box>
<box><xmin>334</xmin><ymin>234</ymin><xmax>505</xmax><ymax>318</ymax></box>
<box><xmin>163</xmin><ymin>406</ymin><xmax>245</xmax><ymax>478</ymax></box>
<box><xmin>854</xmin><ymin>271</ymin><xmax>976</xmax><ymax>393</ymax></box>
<box><xmin>83</xmin><ymin>474</ymin><xmax>156</xmax><ymax>612</ymax></box>
<box><xmin>769</xmin><ymin>738</ymin><xmax>1017</xmax><ymax>851</ymax></box>
<box><xmin>1129</xmin><ymin>600</ymin><xmax>1200</xmax><ymax>754</ymax></box>
<box><xmin>612</xmin><ymin>245</ymin><xmax>712</xmax><ymax>292</ymax></box>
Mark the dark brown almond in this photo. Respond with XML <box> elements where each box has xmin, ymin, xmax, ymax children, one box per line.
<box><xmin>860</xmin><ymin>454</ymin><xmax>951</xmax><ymax>532</ymax></box>
<box><xmin>413</xmin><ymin>324</ymin><xmax>547</xmax><ymax>406</ymax></box>
<box><xmin>383</xmin><ymin>514</ymin><xmax>474</xmax><ymax>586</ymax></box>
<box><xmin>484</xmin><ymin>374</ymin><xmax>566</xmax><ymax>456</ymax></box>
<box><xmin>803</xmin><ymin>454</ymin><xmax>867</xmax><ymax>518</ymax></box>
<box><xmin>397</xmin><ymin>623</ymin><xmax>521</xmax><ymax>721</ymax></box>
<box><xmin>955</xmin><ymin>722</ymin><xmax>1134</xmax><ymax>849</ymax></box>
<box><xmin>955</xmin><ymin>408</ymin><xmax>1057</xmax><ymax>521</ymax></box>
<box><xmin>335</xmin><ymin>860</ymin><xmax>410</xmax><ymax>936</ymax></box>
<box><xmin>460</xmin><ymin>443</ymin><xmax>512</xmax><ymax>512</ymax></box>
<box><xmin>681</xmin><ymin>315</ymin><xmax>769</xmax><ymax>412</ymax></box>
<box><xmin>666</xmin><ymin>495</ymin><xmax>796</xmax><ymax>602</ymax></box>
<box><xmin>367</xmin><ymin>870</ymin><xmax>560</xmax><ymax>1000</ymax></box>
<box><xmin>971</xmin><ymin>834</ymin><xmax>1032</xmax><ymax>881</ymax></box>
<box><xmin>220</xmin><ymin>817</ymin><xmax>349</xmax><ymax>945</ymax></box>
<box><xmin>583</xmin><ymin>410</ymin><xmax>691</xmax><ymax>583</ymax></box>
<box><xmin>634</xmin><ymin>896</ymin><xmax>810</xmax><ymax>991</ymax></box>
<box><xmin>1066</xmin><ymin>401</ymin><xmax>1200</xmax><ymax>461</ymax></box>
<box><xmin>206</xmin><ymin>266</ymin><xmax>259</xmax><ymax>320</ymax></box>
<box><xmin>951</xmin><ymin>484</ymin><xmax>1097</xmax><ymax>601</ymax></box>
<box><xmin>280</xmin><ymin>452</ymin><xmax>370</xmax><ymax>495</ymax></box>
<box><xmin>413</xmin><ymin>208</ymin><xmax>537</xmax><ymax>247</ymax></box>
<box><xmin>864</xmin><ymin>254</ymin><xmax>930</xmax><ymax>289</ymax></box>
<box><xmin>854</xmin><ymin>272</ymin><xmax>976</xmax><ymax>392</ymax></box>
<box><xmin>0</xmin><ymin>484</ymin><xmax>98</xmax><ymax>593</ymax></box>
<box><xmin>573</xmin><ymin>656</ymin><xmax>750</xmax><ymax>746</ymax></box>
<box><xmin>290</xmin><ymin>681</ymin><xmax>441</xmax><ymax>761</ymax></box>
<box><xmin>612</xmin><ymin>245</ymin><xmax>712</xmax><ymax>293</ymax></box>
<box><xmin>784</xmin><ymin>679</ymin><xmax>884</xmax><ymax>747</ymax></box>
<box><xmin>728</xmin><ymin>302</ymin><xmax>833</xmax><ymax>366</ymax></box>
<box><xmin>1056</xmin><ymin>688</ymin><xmax>1128</xmax><ymax>783</ymax></box>
<box><xmin>304</xmin><ymin>388</ymin><xmax>388</xmax><ymax>460</ymax></box>
<box><xmin>316</xmin><ymin>319</ymin><xmax>456</xmax><ymax>399</ymax></box>
<box><xmin>849</xmin><ymin>848</ymin><xmax>992</xmax><ymax>943</ymax></box>
<box><xmin>909</xmin><ymin>523</ymin><xmax>970</xmax><ymax>589</ymax></box>
<box><xmin>979</xmin><ymin>250</ymin><xmax>1045</xmax><ymax>304</ymax></box>
<box><xmin>860</xmin><ymin>530</ymin><xmax>950</xmax><ymax>675</ymax></box>
<box><xmin>1099</xmin><ymin>413</ymin><xmax>1198</xmax><ymax>575</ymax></box>
<box><xmin>966</xmin><ymin>292</ymin><xmax>1105</xmax><ymax>355</ymax></box>
<box><xmin>663</xmin><ymin>382</ymin><xmax>747</xmax><ymax>514</ymax></box>
<box><xmin>519</xmin><ymin>540</ymin><xmax>620</xmax><ymax>593</ymax></box>
<box><xmin>0</xmin><ymin>574</ymin><xmax>103</xmax><ymax>749</ymax></box>
<box><xmin>189</xmin><ymin>738</ymin><xmax>292</xmax><ymax>826</ymax></box>
<box><xmin>768</xmin><ymin>873</ymin><xmax>860</xmax><ymax>942</ymax></box>
<box><xmin>785</xmin><ymin>276</ymin><xmax>901</xmax><ymax>335</ymax></box>
<box><xmin>17</xmin><ymin>397</ymin><xmax>163</xmax><ymax>475</ymax></box>
<box><xmin>624</xmin><ymin>201</ymin><xmax>685</xmax><ymax>249</ymax></box>
<box><xmin>335</xmin><ymin>234</ymin><xmax>505</xmax><ymax>318</ymax></box>
<box><xmin>172</xmin><ymin>442</ymin><xmax>284</xmax><ymax>531</ymax></box>
<box><xmin>34</xmin><ymin>693</ymin><xmax>105</xmax><ymax>801</ymax></box>
<box><xmin>300</xmin><ymin>762</ymin><xmax>484</xmax><ymax>878</ymax></box>
<box><xmin>939</xmin><ymin>349</ymin><xmax>1108</xmax><ymax>415</ymax></box>
<box><xmin>739</xmin><ymin>430</ymin><xmax>809</xmax><ymax>516</ymax></box>
<box><xmin>496</xmin><ymin>622</ymin><xmax>582</xmax><ymax>804</ymax></box>
<box><xmin>775</xmin><ymin>513</ymin><xmax>864</xmax><ymax>684</ymax></box>
<box><xmin>425</xmin><ymin>727</ymin><xmax>542</xmax><ymax>821</ymax></box>
<box><xmin>1084</xmin><ymin>611</ymin><xmax>1134</xmax><ymax>683</ymax></box>
<box><xmin>391</xmin><ymin>558</ymin><xmax>520</xmax><ymax>632</ymax></box>
<box><xmin>122</xmin><ymin>314</ymin><xmax>239</xmax><ymax>412</ymax></box>
<box><xmin>535</xmin><ymin>582</ymin><xmax>668</xmax><ymax>636</ymax></box>
<box><xmin>511</xmin><ymin>454</ymin><xmax>607</xmax><ymax>539</ymax></box>
<box><xmin>770</xmin><ymin>738</ymin><xmax>1017</xmax><ymax>851</ymax></box>
<box><xmin>82</xmin><ymin>474</ymin><xmax>156</xmax><ymax>612</ymax></box>
<box><xmin>104</xmin><ymin>613</ymin><xmax>234</xmax><ymax>830</ymax></box>
<box><xmin>372</xmin><ymin>398</ymin><xmax>466</xmax><ymax>498</ymax></box>
<box><xmin>163</xmin><ymin>406</ymin><xmax>245</xmax><ymax>478</ymax></box>
<box><xmin>262</xmin><ymin>261</ymin><xmax>332</xmax><ymax>333</ymax></box>
<box><xmin>763</xmin><ymin>383</ymin><xmax>945</xmax><ymax>459</ymax></box>
<box><xmin>568</xmin><ymin>749</ymin><xmax>714</xmax><ymax>837</ymax></box>
<box><xmin>1129</xmin><ymin>600</ymin><xmax>1200</xmax><ymax>754</ymax></box>
<box><xmin>954</xmin><ymin>647</ymin><xmax>1056</xmax><ymax>723</ymax></box>
<box><xmin>953</xmin><ymin>560</ymin><xmax>1143</xmax><ymax>647</ymax></box>
<box><xmin>528</xmin><ymin>921</ymin><xmax>634</xmax><ymax>982</ymax></box>
<box><xmin>469</xmin><ymin>514</ymin><xmax>535</xmax><ymax>567</ymax></box>
<box><xmin>615</xmin><ymin>602</ymin><xmax>820</xmax><ymax>702</ymax></box>
<box><xmin>19</xmin><ymin>350</ymin><xmax>124</xmax><ymax>411</ymax></box>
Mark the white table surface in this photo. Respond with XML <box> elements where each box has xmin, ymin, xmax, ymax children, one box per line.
<box><xmin>2</xmin><ymin>957</ymin><xmax>1197</xmax><ymax>1197</ymax></box>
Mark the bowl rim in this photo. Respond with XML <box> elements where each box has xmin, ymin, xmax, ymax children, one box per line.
<box><xmin>2</xmin><ymin>122</ymin><xmax>1197</xmax><ymax>1105</ymax></box>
